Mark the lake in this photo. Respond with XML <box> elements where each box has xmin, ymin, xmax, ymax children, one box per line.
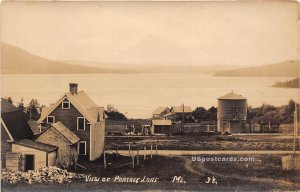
<box><xmin>1</xmin><ymin>74</ymin><xmax>299</xmax><ymax>118</ymax></box>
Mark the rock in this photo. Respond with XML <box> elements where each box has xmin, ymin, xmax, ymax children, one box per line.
<box><xmin>1</xmin><ymin>166</ymin><xmax>85</xmax><ymax>184</ymax></box>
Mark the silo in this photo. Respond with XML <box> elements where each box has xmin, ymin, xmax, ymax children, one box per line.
<box><xmin>217</xmin><ymin>91</ymin><xmax>247</xmax><ymax>133</ymax></box>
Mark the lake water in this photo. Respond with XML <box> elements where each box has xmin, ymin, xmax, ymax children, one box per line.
<box><xmin>1</xmin><ymin>74</ymin><xmax>299</xmax><ymax>118</ymax></box>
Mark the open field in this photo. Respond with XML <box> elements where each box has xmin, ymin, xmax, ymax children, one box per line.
<box><xmin>2</xmin><ymin>154</ymin><xmax>300</xmax><ymax>191</ymax></box>
<box><xmin>106</xmin><ymin>133</ymin><xmax>300</xmax><ymax>151</ymax></box>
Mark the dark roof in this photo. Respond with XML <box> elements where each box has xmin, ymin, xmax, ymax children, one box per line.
<box><xmin>14</xmin><ymin>139</ymin><xmax>58</xmax><ymax>152</ymax></box>
<box><xmin>1</xmin><ymin>100</ymin><xmax>34</xmax><ymax>140</ymax></box>
<box><xmin>1</xmin><ymin>98</ymin><xmax>18</xmax><ymax>113</ymax></box>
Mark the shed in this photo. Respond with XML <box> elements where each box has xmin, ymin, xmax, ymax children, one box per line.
<box><xmin>35</xmin><ymin>121</ymin><xmax>80</xmax><ymax>168</ymax></box>
<box><xmin>12</xmin><ymin>139</ymin><xmax>58</xmax><ymax>171</ymax></box>
<box><xmin>151</xmin><ymin>119</ymin><xmax>172</xmax><ymax>135</ymax></box>
<box><xmin>258</xmin><ymin>119</ymin><xmax>280</xmax><ymax>133</ymax></box>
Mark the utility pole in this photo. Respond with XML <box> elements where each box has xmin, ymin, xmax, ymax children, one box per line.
<box><xmin>293</xmin><ymin>102</ymin><xmax>298</xmax><ymax>155</ymax></box>
<box><xmin>181</xmin><ymin>103</ymin><xmax>185</xmax><ymax>133</ymax></box>
<box><xmin>29</xmin><ymin>100</ymin><xmax>32</xmax><ymax>128</ymax></box>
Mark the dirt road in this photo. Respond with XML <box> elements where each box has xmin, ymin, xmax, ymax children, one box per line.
<box><xmin>114</xmin><ymin>150</ymin><xmax>300</xmax><ymax>156</ymax></box>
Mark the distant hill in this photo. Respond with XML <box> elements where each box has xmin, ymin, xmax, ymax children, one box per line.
<box><xmin>62</xmin><ymin>60</ymin><xmax>239</xmax><ymax>74</ymax></box>
<box><xmin>272</xmin><ymin>78</ymin><xmax>300</xmax><ymax>88</ymax></box>
<box><xmin>1</xmin><ymin>43</ymin><xmax>238</xmax><ymax>74</ymax></box>
<box><xmin>215</xmin><ymin>60</ymin><xmax>300</xmax><ymax>77</ymax></box>
<box><xmin>1</xmin><ymin>43</ymin><xmax>126</xmax><ymax>74</ymax></box>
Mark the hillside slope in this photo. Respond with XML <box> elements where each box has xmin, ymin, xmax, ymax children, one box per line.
<box><xmin>1</xmin><ymin>43</ymin><xmax>123</xmax><ymax>74</ymax></box>
<box><xmin>215</xmin><ymin>60</ymin><xmax>300</xmax><ymax>77</ymax></box>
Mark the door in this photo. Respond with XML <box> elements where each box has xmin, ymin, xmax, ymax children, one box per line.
<box><xmin>24</xmin><ymin>155</ymin><xmax>34</xmax><ymax>171</ymax></box>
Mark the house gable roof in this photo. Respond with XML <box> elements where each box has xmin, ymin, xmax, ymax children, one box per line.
<box><xmin>171</xmin><ymin>106</ymin><xmax>193</xmax><ymax>113</ymax></box>
<box><xmin>1</xmin><ymin>99</ymin><xmax>34</xmax><ymax>141</ymax></box>
<box><xmin>218</xmin><ymin>92</ymin><xmax>247</xmax><ymax>100</ymax></box>
<box><xmin>153</xmin><ymin>107</ymin><xmax>169</xmax><ymax>115</ymax></box>
<box><xmin>43</xmin><ymin>121</ymin><xmax>80</xmax><ymax>145</ymax></box>
<box><xmin>14</xmin><ymin>139</ymin><xmax>58</xmax><ymax>152</ymax></box>
<box><xmin>37</xmin><ymin>91</ymin><xmax>104</xmax><ymax>124</ymax></box>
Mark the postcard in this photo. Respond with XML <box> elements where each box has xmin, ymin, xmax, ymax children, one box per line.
<box><xmin>1</xmin><ymin>0</ymin><xmax>299</xmax><ymax>191</ymax></box>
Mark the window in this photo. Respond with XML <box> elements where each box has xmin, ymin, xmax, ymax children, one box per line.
<box><xmin>47</xmin><ymin>116</ymin><xmax>55</xmax><ymax>124</ymax></box>
<box><xmin>78</xmin><ymin>141</ymin><xmax>86</xmax><ymax>155</ymax></box>
<box><xmin>77</xmin><ymin>117</ymin><xmax>85</xmax><ymax>130</ymax></box>
<box><xmin>62</xmin><ymin>101</ymin><xmax>70</xmax><ymax>109</ymax></box>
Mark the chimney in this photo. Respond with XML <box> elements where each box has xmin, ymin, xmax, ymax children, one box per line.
<box><xmin>69</xmin><ymin>83</ymin><xmax>78</xmax><ymax>95</ymax></box>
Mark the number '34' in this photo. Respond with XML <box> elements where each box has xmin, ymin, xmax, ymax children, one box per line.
<box><xmin>205</xmin><ymin>176</ymin><xmax>217</xmax><ymax>185</ymax></box>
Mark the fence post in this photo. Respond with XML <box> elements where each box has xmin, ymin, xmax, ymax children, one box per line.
<box><xmin>151</xmin><ymin>144</ymin><xmax>153</xmax><ymax>159</ymax></box>
<box><xmin>132</xmin><ymin>155</ymin><xmax>135</xmax><ymax>168</ymax></box>
<box><xmin>116</xmin><ymin>144</ymin><xmax>119</xmax><ymax>158</ymax></box>
<box><xmin>156</xmin><ymin>140</ymin><xmax>158</xmax><ymax>155</ymax></box>
<box><xmin>137</xmin><ymin>150</ymin><xmax>139</xmax><ymax>166</ymax></box>
<box><xmin>104</xmin><ymin>151</ymin><xmax>107</xmax><ymax>169</ymax></box>
<box><xmin>144</xmin><ymin>146</ymin><xmax>146</xmax><ymax>160</ymax></box>
<box><xmin>129</xmin><ymin>142</ymin><xmax>131</xmax><ymax>156</ymax></box>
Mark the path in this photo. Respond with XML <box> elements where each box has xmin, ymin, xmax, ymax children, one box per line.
<box><xmin>179</xmin><ymin>156</ymin><xmax>300</xmax><ymax>190</ymax></box>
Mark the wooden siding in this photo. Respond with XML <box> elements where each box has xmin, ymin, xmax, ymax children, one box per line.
<box><xmin>1</xmin><ymin>125</ymin><xmax>12</xmax><ymax>168</ymax></box>
<box><xmin>12</xmin><ymin>144</ymin><xmax>48</xmax><ymax>171</ymax></box>
<box><xmin>6</xmin><ymin>153</ymin><xmax>22</xmax><ymax>171</ymax></box>
<box><xmin>217</xmin><ymin>100</ymin><xmax>247</xmax><ymax>121</ymax></box>
<box><xmin>90</xmin><ymin>121</ymin><xmax>105</xmax><ymax>161</ymax></box>
<box><xmin>35</xmin><ymin>127</ymin><xmax>77</xmax><ymax>168</ymax></box>
<box><xmin>152</xmin><ymin>125</ymin><xmax>171</xmax><ymax>135</ymax></box>
<box><xmin>40</xmin><ymin>98</ymin><xmax>91</xmax><ymax>160</ymax></box>
<box><xmin>48</xmin><ymin>151</ymin><xmax>57</xmax><ymax>166</ymax></box>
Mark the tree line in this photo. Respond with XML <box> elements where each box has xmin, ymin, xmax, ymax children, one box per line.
<box><xmin>4</xmin><ymin>97</ymin><xmax>128</xmax><ymax>121</ymax></box>
<box><xmin>4</xmin><ymin>97</ymin><xmax>298</xmax><ymax>124</ymax></box>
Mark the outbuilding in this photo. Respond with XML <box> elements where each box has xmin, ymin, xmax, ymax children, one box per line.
<box><xmin>12</xmin><ymin>139</ymin><xmax>58</xmax><ymax>171</ymax></box>
<box><xmin>35</xmin><ymin>121</ymin><xmax>80</xmax><ymax>168</ymax></box>
<box><xmin>150</xmin><ymin>119</ymin><xmax>172</xmax><ymax>135</ymax></box>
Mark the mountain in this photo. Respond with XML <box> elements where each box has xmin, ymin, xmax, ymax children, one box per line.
<box><xmin>1</xmin><ymin>43</ymin><xmax>126</xmax><ymax>74</ymax></box>
<box><xmin>215</xmin><ymin>60</ymin><xmax>300</xmax><ymax>77</ymax></box>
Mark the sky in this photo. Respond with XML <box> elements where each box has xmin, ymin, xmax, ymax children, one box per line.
<box><xmin>1</xmin><ymin>1</ymin><xmax>299</xmax><ymax>67</ymax></box>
